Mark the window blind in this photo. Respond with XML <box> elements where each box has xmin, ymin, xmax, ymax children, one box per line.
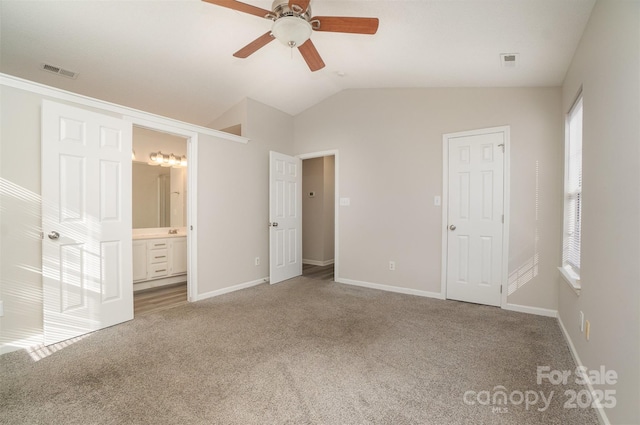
<box><xmin>564</xmin><ymin>96</ymin><xmax>583</xmax><ymax>274</ymax></box>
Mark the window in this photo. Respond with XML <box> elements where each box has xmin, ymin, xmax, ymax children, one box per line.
<box><xmin>560</xmin><ymin>93</ymin><xmax>583</xmax><ymax>289</ymax></box>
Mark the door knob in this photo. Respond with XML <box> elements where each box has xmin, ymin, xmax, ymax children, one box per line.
<box><xmin>270</xmin><ymin>222</ymin><xmax>279</xmax><ymax>227</ymax></box>
<box><xmin>449</xmin><ymin>225</ymin><xmax>456</xmax><ymax>231</ymax></box>
<box><xmin>48</xmin><ymin>231</ymin><xmax>60</xmax><ymax>240</ymax></box>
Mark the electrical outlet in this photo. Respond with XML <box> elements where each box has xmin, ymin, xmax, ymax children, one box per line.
<box><xmin>389</xmin><ymin>261</ymin><xmax>396</xmax><ymax>271</ymax></box>
<box><xmin>579</xmin><ymin>311</ymin><xmax>584</xmax><ymax>332</ymax></box>
<box><xmin>585</xmin><ymin>320</ymin><xmax>590</xmax><ymax>341</ymax></box>
<box><xmin>434</xmin><ymin>196</ymin><xmax>441</xmax><ymax>206</ymax></box>
<box><xmin>255</xmin><ymin>257</ymin><xmax>260</xmax><ymax>266</ymax></box>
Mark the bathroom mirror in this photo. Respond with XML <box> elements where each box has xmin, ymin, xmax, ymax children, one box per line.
<box><xmin>132</xmin><ymin>162</ymin><xmax>186</xmax><ymax>228</ymax></box>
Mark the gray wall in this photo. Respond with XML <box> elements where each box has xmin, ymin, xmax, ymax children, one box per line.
<box><xmin>195</xmin><ymin>98</ymin><xmax>294</xmax><ymax>296</ymax></box>
<box><xmin>559</xmin><ymin>1</ymin><xmax>640</xmax><ymax>423</ymax></box>
<box><xmin>293</xmin><ymin>87</ymin><xmax>563</xmax><ymax>309</ymax></box>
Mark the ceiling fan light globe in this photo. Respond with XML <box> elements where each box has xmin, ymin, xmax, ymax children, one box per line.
<box><xmin>272</xmin><ymin>16</ymin><xmax>312</xmax><ymax>47</ymax></box>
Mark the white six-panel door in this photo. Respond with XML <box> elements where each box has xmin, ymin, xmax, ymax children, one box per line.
<box><xmin>42</xmin><ymin>100</ymin><xmax>133</xmax><ymax>346</ymax></box>
<box><xmin>269</xmin><ymin>151</ymin><xmax>302</xmax><ymax>284</ymax></box>
<box><xmin>445</xmin><ymin>129</ymin><xmax>505</xmax><ymax>307</ymax></box>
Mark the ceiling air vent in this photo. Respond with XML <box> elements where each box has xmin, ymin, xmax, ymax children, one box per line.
<box><xmin>40</xmin><ymin>63</ymin><xmax>79</xmax><ymax>79</ymax></box>
<box><xmin>500</xmin><ymin>53</ymin><xmax>519</xmax><ymax>68</ymax></box>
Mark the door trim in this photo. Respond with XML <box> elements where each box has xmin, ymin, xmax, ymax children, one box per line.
<box><xmin>440</xmin><ymin>126</ymin><xmax>510</xmax><ymax>308</ymax></box>
<box><xmin>297</xmin><ymin>150</ymin><xmax>339</xmax><ymax>282</ymax></box>
<box><xmin>125</xmin><ymin>117</ymin><xmax>199</xmax><ymax>302</ymax></box>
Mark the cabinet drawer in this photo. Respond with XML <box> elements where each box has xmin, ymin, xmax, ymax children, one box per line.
<box><xmin>148</xmin><ymin>240</ymin><xmax>168</xmax><ymax>249</ymax></box>
<box><xmin>148</xmin><ymin>262</ymin><xmax>169</xmax><ymax>278</ymax></box>
<box><xmin>149</xmin><ymin>249</ymin><xmax>168</xmax><ymax>264</ymax></box>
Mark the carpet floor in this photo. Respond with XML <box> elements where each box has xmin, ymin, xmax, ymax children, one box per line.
<box><xmin>0</xmin><ymin>277</ymin><xmax>599</xmax><ymax>424</ymax></box>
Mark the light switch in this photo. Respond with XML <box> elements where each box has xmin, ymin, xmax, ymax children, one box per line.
<box><xmin>339</xmin><ymin>197</ymin><xmax>351</xmax><ymax>206</ymax></box>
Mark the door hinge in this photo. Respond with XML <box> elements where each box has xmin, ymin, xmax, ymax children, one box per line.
<box><xmin>502</xmin><ymin>215</ymin><xmax>504</xmax><ymax>224</ymax></box>
<box><xmin>498</xmin><ymin>143</ymin><xmax>505</xmax><ymax>152</ymax></box>
<box><xmin>500</xmin><ymin>285</ymin><xmax>503</xmax><ymax>294</ymax></box>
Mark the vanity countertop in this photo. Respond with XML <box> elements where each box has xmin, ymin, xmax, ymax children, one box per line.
<box><xmin>133</xmin><ymin>233</ymin><xmax>186</xmax><ymax>240</ymax></box>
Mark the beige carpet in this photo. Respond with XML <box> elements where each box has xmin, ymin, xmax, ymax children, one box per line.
<box><xmin>0</xmin><ymin>276</ymin><xmax>599</xmax><ymax>424</ymax></box>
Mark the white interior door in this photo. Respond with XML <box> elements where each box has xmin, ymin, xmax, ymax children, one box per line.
<box><xmin>42</xmin><ymin>100</ymin><xmax>133</xmax><ymax>346</ymax></box>
<box><xmin>445</xmin><ymin>129</ymin><xmax>505</xmax><ymax>307</ymax></box>
<box><xmin>269</xmin><ymin>151</ymin><xmax>302</xmax><ymax>284</ymax></box>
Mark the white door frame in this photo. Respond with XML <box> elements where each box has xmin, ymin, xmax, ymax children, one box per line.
<box><xmin>297</xmin><ymin>150</ymin><xmax>340</xmax><ymax>281</ymax></box>
<box><xmin>440</xmin><ymin>126</ymin><xmax>510</xmax><ymax>308</ymax></box>
<box><xmin>125</xmin><ymin>117</ymin><xmax>199</xmax><ymax>302</ymax></box>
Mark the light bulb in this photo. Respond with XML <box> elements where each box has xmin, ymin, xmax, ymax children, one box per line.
<box><xmin>271</xmin><ymin>16</ymin><xmax>312</xmax><ymax>48</ymax></box>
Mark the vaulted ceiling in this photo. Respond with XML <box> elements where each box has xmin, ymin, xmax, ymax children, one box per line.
<box><xmin>0</xmin><ymin>0</ymin><xmax>595</xmax><ymax>127</ymax></box>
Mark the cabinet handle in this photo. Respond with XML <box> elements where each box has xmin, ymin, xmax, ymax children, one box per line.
<box><xmin>156</xmin><ymin>269</ymin><xmax>166</xmax><ymax>272</ymax></box>
<box><xmin>154</xmin><ymin>255</ymin><xmax>166</xmax><ymax>259</ymax></box>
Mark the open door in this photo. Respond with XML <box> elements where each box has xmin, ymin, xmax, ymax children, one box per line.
<box><xmin>269</xmin><ymin>151</ymin><xmax>302</xmax><ymax>284</ymax></box>
<box><xmin>42</xmin><ymin>100</ymin><xmax>133</xmax><ymax>345</ymax></box>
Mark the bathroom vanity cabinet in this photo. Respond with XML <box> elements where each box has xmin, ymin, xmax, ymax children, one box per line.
<box><xmin>133</xmin><ymin>235</ymin><xmax>187</xmax><ymax>291</ymax></box>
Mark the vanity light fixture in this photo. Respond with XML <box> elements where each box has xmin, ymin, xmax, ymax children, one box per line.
<box><xmin>148</xmin><ymin>151</ymin><xmax>187</xmax><ymax>168</ymax></box>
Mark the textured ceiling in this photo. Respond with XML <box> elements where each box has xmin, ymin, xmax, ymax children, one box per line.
<box><xmin>0</xmin><ymin>0</ymin><xmax>595</xmax><ymax>127</ymax></box>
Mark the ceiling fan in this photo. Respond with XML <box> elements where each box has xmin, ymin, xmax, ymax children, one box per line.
<box><xmin>202</xmin><ymin>0</ymin><xmax>379</xmax><ymax>71</ymax></box>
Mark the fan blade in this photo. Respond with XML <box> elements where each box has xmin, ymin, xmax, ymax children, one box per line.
<box><xmin>233</xmin><ymin>31</ymin><xmax>274</xmax><ymax>58</ymax></box>
<box><xmin>288</xmin><ymin>0</ymin><xmax>310</xmax><ymax>13</ymax></box>
<box><xmin>298</xmin><ymin>39</ymin><xmax>325</xmax><ymax>72</ymax></box>
<box><xmin>202</xmin><ymin>0</ymin><xmax>271</xmax><ymax>19</ymax></box>
<box><xmin>311</xmin><ymin>16</ymin><xmax>379</xmax><ymax>34</ymax></box>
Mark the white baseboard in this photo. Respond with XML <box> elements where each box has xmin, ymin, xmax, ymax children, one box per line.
<box><xmin>0</xmin><ymin>334</ymin><xmax>44</xmax><ymax>355</ymax></box>
<box><xmin>195</xmin><ymin>277</ymin><xmax>268</xmax><ymax>302</ymax></box>
<box><xmin>334</xmin><ymin>281</ymin><xmax>559</xmax><ymax>318</ymax></box>
<box><xmin>504</xmin><ymin>303</ymin><xmax>558</xmax><ymax>318</ymax></box>
<box><xmin>336</xmin><ymin>278</ymin><xmax>445</xmax><ymax>300</ymax></box>
<box><xmin>302</xmin><ymin>259</ymin><xmax>335</xmax><ymax>267</ymax></box>
<box><xmin>557</xmin><ymin>316</ymin><xmax>610</xmax><ymax>425</ymax></box>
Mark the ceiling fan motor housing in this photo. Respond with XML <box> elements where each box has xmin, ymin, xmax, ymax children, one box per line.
<box><xmin>271</xmin><ymin>0</ymin><xmax>312</xmax><ymax>20</ymax></box>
